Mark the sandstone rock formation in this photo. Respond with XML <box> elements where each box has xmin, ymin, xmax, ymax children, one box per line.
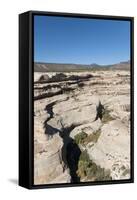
<box><xmin>34</xmin><ymin>70</ymin><xmax>130</xmax><ymax>184</ymax></box>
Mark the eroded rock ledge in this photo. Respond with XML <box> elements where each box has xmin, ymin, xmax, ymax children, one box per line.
<box><xmin>34</xmin><ymin>71</ymin><xmax>130</xmax><ymax>184</ymax></box>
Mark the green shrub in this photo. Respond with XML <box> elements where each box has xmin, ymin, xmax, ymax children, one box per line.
<box><xmin>122</xmin><ymin>168</ymin><xmax>130</xmax><ymax>176</ymax></box>
<box><xmin>79</xmin><ymin>149</ymin><xmax>90</xmax><ymax>162</ymax></box>
<box><xmin>77</xmin><ymin>150</ymin><xmax>112</xmax><ymax>181</ymax></box>
<box><xmin>74</xmin><ymin>132</ymin><xmax>88</xmax><ymax>145</ymax></box>
<box><xmin>102</xmin><ymin>109</ymin><xmax>114</xmax><ymax>123</ymax></box>
<box><xmin>84</xmin><ymin>129</ymin><xmax>101</xmax><ymax>144</ymax></box>
<box><xmin>74</xmin><ymin>129</ymin><xmax>101</xmax><ymax>145</ymax></box>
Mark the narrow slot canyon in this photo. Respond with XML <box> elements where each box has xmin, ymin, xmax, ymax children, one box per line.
<box><xmin>44</xmin><ymin>100</ymin><xmax>81</xmax><ymax>183</ymax></box>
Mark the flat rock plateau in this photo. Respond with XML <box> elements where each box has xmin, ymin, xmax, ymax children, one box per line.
<box><xmin>34</xmin><ymin>69</ymin><xmax>130</xmax><ymax>185</ymax></box>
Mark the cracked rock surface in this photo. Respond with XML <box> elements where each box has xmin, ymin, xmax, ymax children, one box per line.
<box><xmin>34</xmin><ymin>70</ymin><xmax>130</xmax><ymax>184</ymax></box>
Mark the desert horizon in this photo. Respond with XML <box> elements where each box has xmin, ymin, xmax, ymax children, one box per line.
<box><xmin>34</xmin><ymin>60</ymin><xmax>130</xmax><ymax>73</ymax></box>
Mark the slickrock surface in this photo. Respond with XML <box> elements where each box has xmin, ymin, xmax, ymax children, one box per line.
<box><xmin>34</xmin><ymin>70</ymin><xmax>130</xmax><ymax>184</ymax></box>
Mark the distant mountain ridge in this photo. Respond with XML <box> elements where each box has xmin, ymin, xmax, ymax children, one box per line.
<box><xmin>110</xmin><ymin>61</ymin><xmax>130</xmax><ymax>70</ymax></box>
<box><xmin>34</xmin><ymin>61</ymin><xmax>130</xmax><ymax>72</ymax></box>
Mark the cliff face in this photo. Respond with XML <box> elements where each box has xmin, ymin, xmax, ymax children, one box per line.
<box><xmin>34</xmin><ymin>70</ymin><xmax>130</xmax><ymax>184</ymax></box>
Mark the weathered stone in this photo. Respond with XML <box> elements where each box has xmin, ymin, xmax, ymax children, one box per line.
<box><xmin>34</xmin><ymin>70</ymin><xmax>130</xmax><ymax>184</ymax></box>
<box><xmin>87</xmin><ymin>120</ymin><xmax>130</xmax><ymax>180</ymax></box>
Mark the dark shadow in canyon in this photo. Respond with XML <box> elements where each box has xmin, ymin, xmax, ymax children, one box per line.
<box><xmin>43</xmin><ymin>101</ymin><xmax>59</xmax><ymax>137</ymax></box>
<box><xmin>94</xmin><ymin>100</ymin><xmax>104</xmax><ymax>121</ymax></box>
<box><xmin>66</xmin><ymin>138</ymin><xmax>81</xmax><ymax>183</ymax></box>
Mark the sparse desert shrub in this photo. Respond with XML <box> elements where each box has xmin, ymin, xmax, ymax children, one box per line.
<box><xmin>84</xmin><ymin>129</ymin><xmax>101</xmax><ymax>144</ymax></box>
<box><xmin>122</xmin><ymin>168</ymin><xmax>130</xmax><ymax>176</ymax></box>
<box><xmin>89</xmin><ymin>81</ymin><xmax>107</xmax><ymax>86</ymax></box>
<box><xmin>122</xmin><ymin>104</ymin><xmax>130</xmax><ymax>112</ymax></box>
<box><xmin>95</xmin><ymin>168</ymin><xmax>111</xmax><ymax>181</ymax></box>
<box><xmin>74</xmin><ymin>132</ymin><xmax>88</xmax><ymax>145</ymax></box>
<box><xmin>120</xmin><ymin>165</ymin><xmax>126</xmax><ymax>171</ymax></box>
<box><xmin>77</xmin><ymin>150</ymin><xmax>91</xmax><ymax>178</ymax></box>
<box><xmin>79</xmin><ymin>149</ymin><xmax>90</xmax><ymax>162</ymax></box>
<box><xmin>102</xmin><ymin>109</ymin><xmax>114</xmax><ymax>123</ymax></box>
<box><xmin>74</xmin><ymin>129</ymin><xmax>101</xmax><ymax>145</ymax></box>
<box><xmin>77</xmin><ymin>150</ymin><xmax>112</xmax><ymax>181</ymax></box>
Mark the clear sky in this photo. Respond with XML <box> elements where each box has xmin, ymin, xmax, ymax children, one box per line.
<box><xmin>34</xmin><ymin>15</ymin><xmax>130</xmax><ymax>65</ymax></box>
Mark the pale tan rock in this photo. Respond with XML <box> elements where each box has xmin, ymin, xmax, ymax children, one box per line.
<box><xmin>70</xmin><ymin>119</ymin><xmax>102</xmax><ymax>139</ymax></box>
<box><xmin>34</xmin><ymin>70</ymin><xmax>131</xmax><ymax>183</ymax></box>
<box><xmin>34</xmin><ymin>133</ymin><xmax>71</xmax><ymax>184</ymax></box>
<box><xmin>87</xmin><ymin>120</ymin><xmax>130</xmax><ymax>180</ymax></box>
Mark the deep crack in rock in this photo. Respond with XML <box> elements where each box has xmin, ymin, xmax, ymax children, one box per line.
<box><xmin>44</xmin><ymin>101</ymin><xmax>82</xmax><ymax>183</ymax></box>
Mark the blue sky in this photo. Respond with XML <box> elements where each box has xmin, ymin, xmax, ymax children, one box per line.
<box><xmin>34</xmin><ymin>15</ymin><xmax>130</xmax><ymax>65</ymax></box>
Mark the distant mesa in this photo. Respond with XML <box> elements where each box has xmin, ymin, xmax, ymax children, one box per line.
<box><xmin>34</xmin><ymin>61</ymin><xmax>130</xmax><ymax>72</ymax></box>
<box><xmin>90</xmin><ymin>63</ymin><xmax>100</xmax><ymax>67</ymax></box>
<box><xmin>110</xmin><ymin>61</ymin><xmax>130</xmax><ymax>70</ymax></box>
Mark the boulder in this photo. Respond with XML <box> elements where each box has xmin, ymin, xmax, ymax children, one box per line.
<box><xmin>38</xmin><ymin>74</ymin><xmax>50</xmax><ymax>82</ymax></box>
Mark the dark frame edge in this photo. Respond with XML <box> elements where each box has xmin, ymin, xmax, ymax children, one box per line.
<box><xmin>19</xmin><ymin>10</ymin><xmax>134</xmax><ymax>190</ymax></box>
<box><xmin>26</xmin><ymin>10</ymin><xmax>134</xmax><ymax>20</ymax></box>
<box><xmin>19</xmin><ymin>11</ymin><xmax>33</xmax><ymax>189</ymax></box>
<box><xmin>130</xmin><ymin>17</ymin><xmax>134</xmax><ymax>183</ymax></box>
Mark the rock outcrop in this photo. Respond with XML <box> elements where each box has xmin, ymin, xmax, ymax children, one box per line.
<box><xmin>34</xmin><ymin>70</ymin><xmax>130</xmax><ymax>184</ymax></box>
